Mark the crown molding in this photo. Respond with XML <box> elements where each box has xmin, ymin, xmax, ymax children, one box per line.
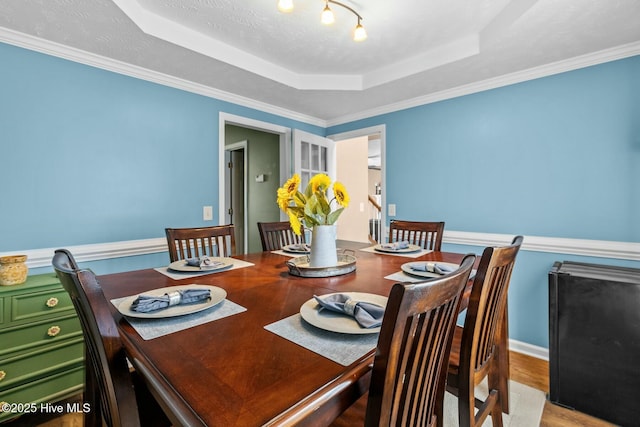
<box><xmin>326</xmin><ymin>41</ymin><xmax>640</xmax><ymax>126</ymax></box>
<box><xmin>2</xmin><ymin>27</ymin><xmax>639</xmax><ymax>131</ymax></box>
<box><xmin>0</xmin><ymin>27</ymin><xmax>327</xmax><ymax>128</ymax></box>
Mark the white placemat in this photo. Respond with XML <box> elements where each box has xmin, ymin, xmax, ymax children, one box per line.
<box><xmin>270</xmin><ymin>250</ymin><xmax>302</xmax><ymax>257</ymax></box>
<box><xmin>360</xmin><ymin>245</ymin><xmax>432</xmax><ymax>258</ymax></box>
<box><xmin>264</xmin><ymin>314</ymin><xmax>378</xmax><ymax>366</ymax></box>
<box><xmin>154</xmin><ymin>258</ymin><xmax>254</xmax><ymax>280</ymax></box>
<box><xmin>111</xmin><ymin>297</ymin><xmax>246</xmax><ymax>340</ymax></box>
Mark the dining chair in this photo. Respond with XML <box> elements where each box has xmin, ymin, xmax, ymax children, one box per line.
<box><xmin>446</xmin><ymin>235</ymin><xmax>523</xmax><ymax>427</ymax></box>
<box><xmin>257</xmin><ymin>221</ymin><xmax>306</xmax><ymax>251</ymax></box>
<box><xmin>331</xmin><ymin>254</ymin><xmax>476</xmax><ymax>427</ymax></box>
<box><xmin>388</xmin><ymin>220</ymin><xmax>445</xmax><ymax>251</ymax></box>
<box><xmin>52</xmin><ymin>249</ymin><xmax>172</xmax><ymax>427</ymax></box>
<box><xmin>165</xmin><ymin>225</ymin><xmax>236</xmax><ymax>262</ymax></box>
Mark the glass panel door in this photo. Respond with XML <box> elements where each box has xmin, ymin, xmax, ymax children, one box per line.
<box><xmin>293</xmin><ymin>130</ymin><xmax>335</xmax><ymax>189</ymax></box>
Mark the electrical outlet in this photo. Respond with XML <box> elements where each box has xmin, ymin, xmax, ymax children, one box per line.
<box><xmin>203</xmin><ymin>206</ymin><xmax>213</xmax><ymax>221</ymax></box>
<box><xmin>388</xmin><ymin>204</ymin><xmax>396</xmax><ymax>216</ymax></box>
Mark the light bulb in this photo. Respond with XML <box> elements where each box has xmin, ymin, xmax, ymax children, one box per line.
<box><xmin>353</xmin><ymin>22</ymin><xmax>367</xmax><ymax>41</ymax></box>
<box><xmin>277</xmin><ymin>0</ymin><xmax>293</xmax><ymax>13</ymax></box>
<box><xmin>321</xmin><ymin>4</ymin><xmax>335</xmax><ymax>25</ymax></box>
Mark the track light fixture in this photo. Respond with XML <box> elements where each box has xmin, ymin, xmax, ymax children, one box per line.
<box><xmin>277</xmin><ymin>0</ymin><xmax>367</xmax><ymax>41</ymax></box>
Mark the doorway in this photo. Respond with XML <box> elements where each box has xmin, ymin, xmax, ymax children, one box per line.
<box><xmin>329</xmin><ymin>125</ymin><xmax>386</xmax><ymax>244</ymax></box>
<box><xmin>219</xmin><ymin>113</ymin><xmax>290</xmax><ymax>254</ymax></box>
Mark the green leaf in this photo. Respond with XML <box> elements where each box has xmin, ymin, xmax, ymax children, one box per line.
<box><xmin>303</xmin><ymin>214</ymin><xmax>319</xmax><ymax>227</ymax></box>
<box><xmin>327</xmin><ymin>207</ymin><xmax>344</xmax><ymax>224</ymax></box>
<box><xmin>317</xmin><ymin>192</ymin><xmax>330</xmax><ymax>215</ymax></box>
<box><xmin>304</xmin><ymin>181</ymin><xmax>314</xmax><ymax>198</ymax></box>
<box><xmin>304</xmin><ymin>196</ymin><xmax>325</xmax><ymax>224</ymax></box>
<box><xmin>293</xmin><ymin>191</ymin><xmax>306</xmax><ymax>207</ymax></box>
<box><xmin>288</xmin><ymin>206</ymin><xmax>305</xmax><ymax>217</ymax></box>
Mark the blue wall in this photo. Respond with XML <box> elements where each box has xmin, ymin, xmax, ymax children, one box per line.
<box><xmin>329</xmin><ymin>55</ymin><xmax>640</xmax><ymax>348</ymax></box>
<box><xmin>2</xmin><ymin>40</ymin><xmax>639</xmax><ymax>349</ymax></box>
<box><xmin>329</xmin><ymin>57</ymin><xmax>640</xmax><ymax>241</ymax></box>
<box><xmin>0</xmin><ymin>41</ymin><xmax>321</xmax><ymax>264</ymax></box>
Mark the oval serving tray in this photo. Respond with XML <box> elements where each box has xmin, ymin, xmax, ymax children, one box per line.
<box><xmin>286</xmin><ymin>251</ymin><xmax>356</xmax><ymax>278</ymax></box>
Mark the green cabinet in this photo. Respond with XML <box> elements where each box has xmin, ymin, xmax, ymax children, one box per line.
<box><xmin>0</xmin><ymin>274</ymin><xmax>83</xmax><ymax>422</ymax></box>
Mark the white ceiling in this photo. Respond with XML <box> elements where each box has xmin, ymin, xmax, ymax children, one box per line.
<box><xmin>1</xmin><ymin>0</ymin><xmax>639</xmax><ymax>125</ymax></box>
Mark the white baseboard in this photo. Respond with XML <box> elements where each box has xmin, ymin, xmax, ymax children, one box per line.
<box><xmin>509</xmin><ymin>339</ymin><xmax>549</xmax><ymax>361</ymax></box>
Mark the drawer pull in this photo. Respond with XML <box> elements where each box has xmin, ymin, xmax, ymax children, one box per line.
<box><xmin>47</xmin><ymin>325</ymin><xmax>61</xmax><ymax>337</ymax></box>
<box><xmin>0</xmin><ymin>371</ymin><xmax>5</xmax><ymax>381</ymax></box>
<box><xmin>46</xmin><ymin>297</ymin><xmax>59</xmax><ymax>308</ymax></box>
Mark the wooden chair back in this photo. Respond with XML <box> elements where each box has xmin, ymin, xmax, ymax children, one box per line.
<box><xmin>447</xmin><ymin>235</ymin><xmax>523</xmax><ymax>427</ymax></box>
<box><xmin>165</xmin><ymin>225</ymin><xmax>236</xmax><ymax>262</ymax></box>
<box><xmin>257</xmin><ymin>221</ymin><xmax>306</xmax><ymax>251</ymax></box>
<box><xmin>365</xmin><ymin>254</ymin><xmax>476</xmax><ymax>427</ymax></box>
<box><xmin>389</xmin><ymin>220</ymin><xmax>445</xmax><ymax>251</ymax></box>
<box><xmin>52</xmin><ymin>249</ymin><xmax>143</xmax><ymax>427</ymax></box>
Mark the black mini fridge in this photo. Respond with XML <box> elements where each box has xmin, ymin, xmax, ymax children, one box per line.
<box><xmin>549</xmin><ymin>261</ymin><xmax>640</xmax><ymax>426</ymax></box>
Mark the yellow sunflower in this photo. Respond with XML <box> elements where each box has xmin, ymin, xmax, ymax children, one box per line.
<box><xmin>277</xmin><ymin>172</ymin><xmax>350</xmax><ymax>231</ymax></box>
<box><xmin>282</xmin><ymin>174</ymin><xmax>300</xmax><ymax>196</ymax></box>
<box><xmin>309</xmin><ymin>173</ymin><xmax>331</xmax><ymax>194</ymax></box>
<box><xmin>287</xmin><ymin>209</ymin><xmax>302</xmax><ymax>235</ymax></box>
<box><xmin>333</xmin><ymin>181</ymin><xmax>350</xmax><ymax>207</ymax></box>
<box><xmin>276</xmin><ymin>188</ymin><xmax>291</xmax><ymax>212</ymax></box>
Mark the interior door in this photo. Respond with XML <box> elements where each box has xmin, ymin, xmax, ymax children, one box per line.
<box><xmin>224</xmin><ymin>141</ymin><xmax>247</xmax><ymax>254</ymax></box>
<box><xmin>230</xmin><ymin>149</ymin><xmax>245</xmax><ymax>254</ymax></box>
<box><xmin>293</xmin><ymin>129</ymin><xmax>335</xmax><ymax>188</ymax></box>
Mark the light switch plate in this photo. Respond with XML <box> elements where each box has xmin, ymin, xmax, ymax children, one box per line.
<box><xmin>203</xmin><ymin>206</ymin><xmax>213</xmax><ymax>221</ymax></box>
<box><xmin>388</xmin><ymin>204</ymin><xmax>396</xmax><ymax>216</ymax></box>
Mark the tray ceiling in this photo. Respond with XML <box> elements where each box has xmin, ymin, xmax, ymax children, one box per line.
<box><xmin>1</xmin><ymin>0</ymin><xmax>639</xmax><ymax>124</ymax></box>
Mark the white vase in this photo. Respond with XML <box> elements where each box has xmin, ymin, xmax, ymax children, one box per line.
<box><xmin>309</xmin><ymin>225</ymin><xmax>338</xmax><ymax>268</ymax></box>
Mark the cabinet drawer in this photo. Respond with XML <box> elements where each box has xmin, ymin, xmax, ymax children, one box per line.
<box><xmin>0</xmin><ymin>365</ymin><xmax>83</xmax><ymax>422</ymax></box>
<box><xmin>0</xmin><ymin>314</ymin><xmax>82</xmax><ymax>357</ymax></box>
<box><xmin>0</xmin><ymin>338</ymin><xmax>83</xmax><ymax>390</ymax></box>
<box><xmin>10</xmin><ymin>288</ymin><xmax>74</xmax><ymax>323</ymax></box>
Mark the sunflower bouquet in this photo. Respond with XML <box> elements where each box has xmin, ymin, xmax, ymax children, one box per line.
<box><xmin>277</xmin><ymin>173</ymin><xmax>350</xmax><ymax>235</ymax></box>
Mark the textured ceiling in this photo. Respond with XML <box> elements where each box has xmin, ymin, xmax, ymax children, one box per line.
<box><xmin>1</xmin><ymin>0</ymin><xmax>639</xmax><ymax>124</ymax></box>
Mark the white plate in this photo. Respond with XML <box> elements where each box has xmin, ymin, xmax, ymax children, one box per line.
<box><xmin>400</xmin><ymin>261</ymin><xmax>461</xmax><ymax>279</ymax></box>
<box><xmin>373</xmin><ymin>243</ymin><xmax>422</xmax><ymax>254</ymax></box>
<box><xmin>282</xmin><ymin>243</ymin><xmax>311</xmax><ymax>254</ymax></box>
<box><xmin>167</xmin><ymin>257</ymin><xmax>233</xmax><ymax>272</ymax></box>
<box><xmin>300</xmin><ymin>292</ymin><xmax>387</xmax><ymax>334</ymax></box>
<box><xmin>116</xmin><ymin>284</ymin><xmax>227</xmax><ymax>319</ymax></box>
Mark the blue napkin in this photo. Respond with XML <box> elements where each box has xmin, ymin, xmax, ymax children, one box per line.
<box><xmin>130</xmin><ymin>289</ymin><xmax>211</xmax><ymax>313</ymax></box>
<box><xmin>410</xmin><ymin>262</ymin><xmax>456</xmax><ymax>275</ymax></box>
<box><xmin>313</xmin><ymin>294</ymin><xmax>385</xmax><ymax>328</ymax></box>
<box><xmin>185</xmin><ymin>256</ymin><xmax>226</xmax><ymax>270</ymax></box>
<box><xmin>381</xmin><ymin>240</ymin><xmax>410</xmax><ymax>250</ymax></box>
<box><xmin>286</xmin><ymin>243</ymin><xmax>310</xmax><ymax>252</ymax></box>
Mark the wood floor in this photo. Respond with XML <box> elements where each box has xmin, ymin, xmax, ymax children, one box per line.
<box><xmin>509</xmin><ymin>351</ymin><xmax>616</xmax><ymax>427</ymax></box>
<box><xmin>3</xmin><ymin>351</ymin><xmax>617</xmax><ymax>426</ymax></box>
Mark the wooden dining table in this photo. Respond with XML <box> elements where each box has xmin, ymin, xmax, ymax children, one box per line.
<box><xmin>98</xmin><ymin>241</ymin><xmax>477</xmax><ymax>426</ymax></box>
